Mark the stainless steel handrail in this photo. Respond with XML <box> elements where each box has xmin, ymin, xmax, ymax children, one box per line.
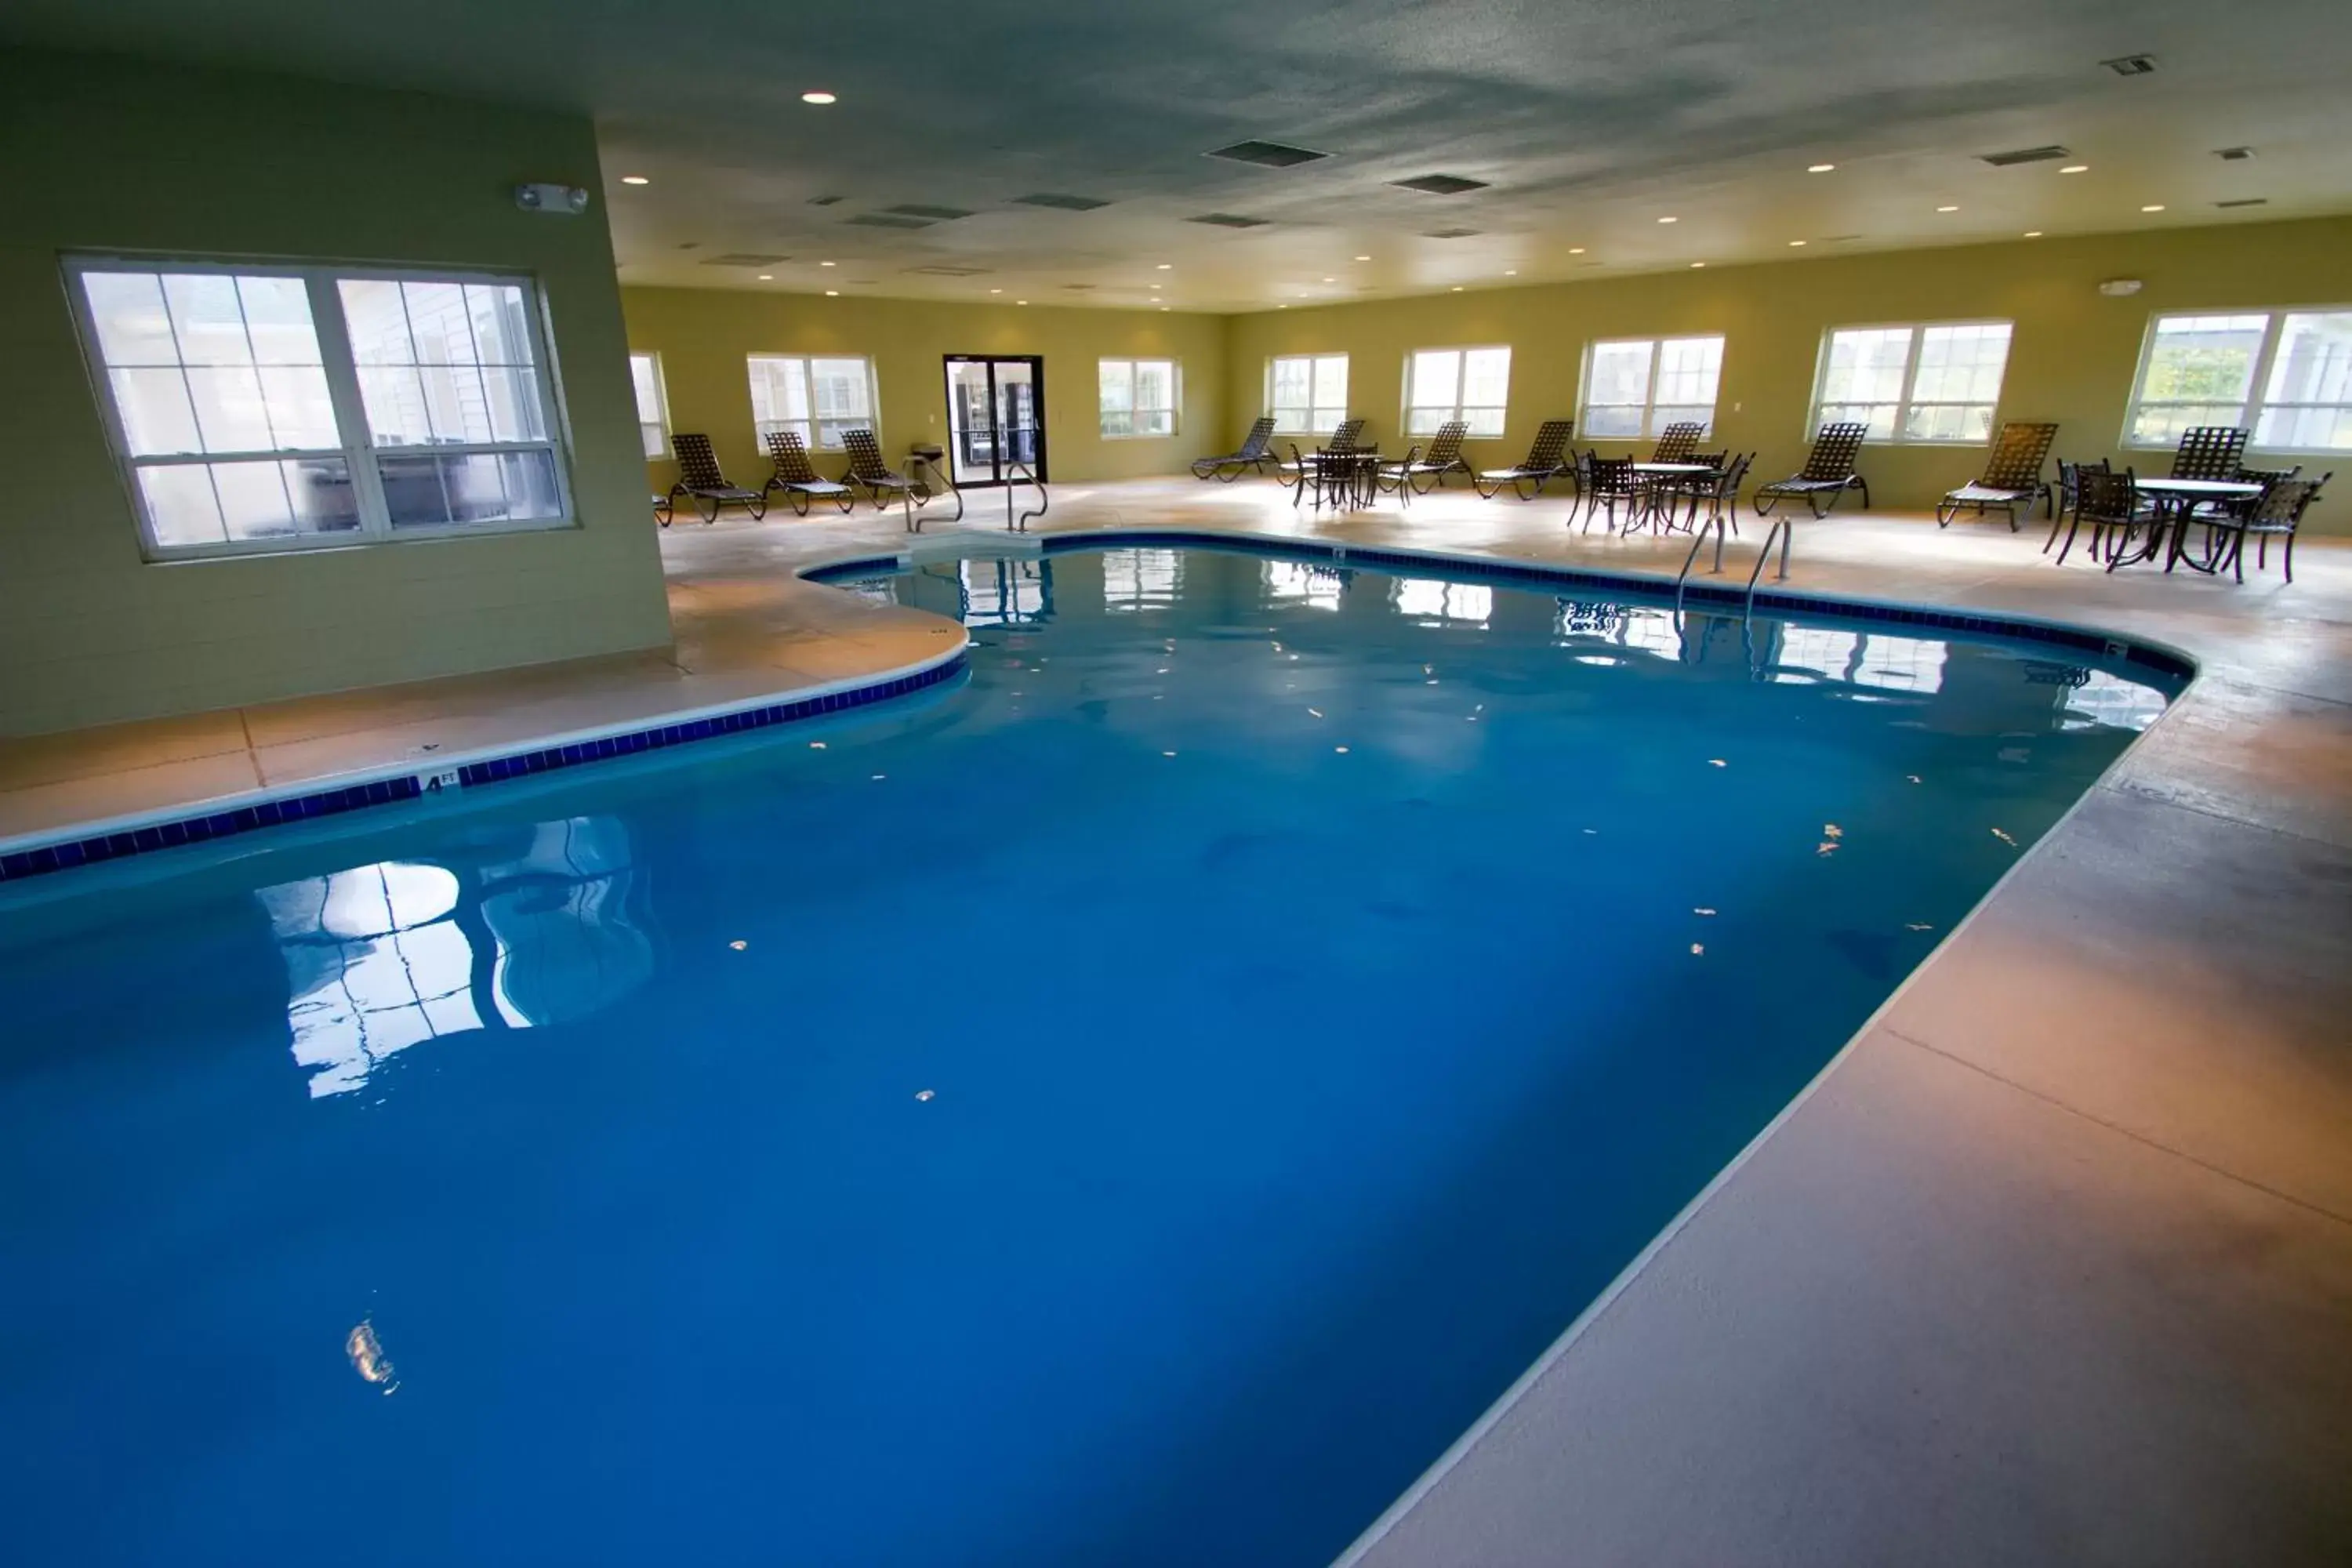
<box><xmin>1744</xmin><ymin>515</ymin><xmax>1793</xmax><ymax>604</ymax></box>
<box><xmin>1673</xmin><ymin>513</ymin><xmax>1729</xmax><ymax>611</ymax></box>
<box><xmin>1006</xmin><ymin>463</ymin><xmax>1048</xmax><ymax>532</ymax></box>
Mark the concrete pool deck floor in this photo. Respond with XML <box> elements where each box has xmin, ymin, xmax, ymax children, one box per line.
<box><xmin>5</xmin><ymin>478</ymin><xmax>2349</xmax><ymax>1563</ymax></box>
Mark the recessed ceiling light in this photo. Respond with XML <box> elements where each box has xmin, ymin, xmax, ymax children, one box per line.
<box><xmin>620</xmin><ymin>175</ymin><xmax>650</xmax><ymax>186</ymax></box>
<box><xmin>824</xmin><ymin>289</ymin><xmax>838</xmax><ymax>296</ymax></box>
<box><xmin>1450</xmin><ymin>285</ymin><xmax>1463</xmax><ymax>291</ymax></box>
<box><xmin>1160</xmin><ymin>307</ymin><xmax>1170</xmax><ymax>312</ymax></box>
<box><xmin>1150</xmin><ymin>283</ymin><xmax>1162</xmax><ymax>290</ymax></box>
<box><xmin>1568</xmin><ymin>246</ymin><xmax>1585</xmax><ymax>255</ymax></box>
<box><xmin>2024</xmin><ymin>230</ymin><xmax>2044</xmax><ymax>238</ymax></box>
<box><xmin>2060</xmin><ymin>165</ymin><xmax>2089</xmax><ymax>174</ymax></box>
<box><xmin>819</xmin><ymin>260</ymin><xmax>836</xmax><ymax>267</ymax></box>
<box><xmin>1156</xmin><ymin>263</ymin><xmax>1172</xmax><ymax>270</ymax></box>
<box><xmin>1657</xmin><ymin>216</ymin><xmax>1678</xmax><ymax>223</ymax></box>
<box><xmin>1016</xmin><ymin>299</ymin><xmax>1029</xmax><ymax>305</ymax></box>
<box><xmin>801</xmin><ymin>90</ymin><xmax>837</xmax><ymax>104</ymax></box>
<box><xmin>757</xmin><ymin>274</ymin><xmax>772</xmax><ymax>280</ymax></box>
<box><xmin>1504</xmin><ymin>269</ymin><xmax>1517</xmax><ymax>275</ymax></box>
<box><xmin>1323</xmin><ymin>276</ymin><xmax>1335</xmax><ymax>282</ymax></box>
<box><xmin>2142</xmin><ymin>203</ymin><xmax>2166</xmax><ymax>212</ymax></box>
<box><xmin>1788</xmin><ymin>239</ymin><xmax>1807</xmax><ymax>247</ymax></box>
<box><xmin>1353</xmin><ymin>254</ymin><xmax>1371</xmax><ymax>261</ymax></box>
<box><xmin>1690</xmin><ymin>261</ymin><xmax>1706</xmax><ymax>268</ymax></box>
<box><xmin>1276</xmin><ymin>304</ymin><xmax>1287</xmax><ymax>310</ymax></box>
<box><xmin>1936</xmin><ymin>205</ymin><xmax>1959</xmax><ymax>212</ymax></box>
<box><xmin>1807</xmin><ymin>163</ymin><xmax>1835</xmax><ymax>173</ymax></box>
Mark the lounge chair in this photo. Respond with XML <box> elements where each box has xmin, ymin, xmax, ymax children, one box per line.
<box><xmin>1754</xmin><ymin>422</ymin><xmax>1871</xmax><ymax>517</ymax></box>
<box><xmin>762</xmin><ymin>431</ymin><xmax>857</xmax><ymax>517</ymax></box>
<box><xmin>1192</xmin><ymin>416</ymin><xmax>1279</xmax><ymax>481</ymax></box>
<box><xmin>1650</xmin><ymin>422</ymin><xmax>1707</xmax><ymax>463</ymax></box>
<box><xmin>2170</xmin><ymin>425</ymin><xmax>2249</xmax><ymax>481</ymax></box>
<box><xmin>663</xmin><ymin>434</ymin><xmax>767</xmax><ymax>525</ymax></box>
<box><xmin>839</xmin><ymin>428</ymin><xmax>916</xmax><ymax>508</ymax></box>
<box><xmin>1473</xmin><ymin>419</ymin><xmax>1574</xmax><ymax>499</ymax></box>
<box><xmin>1936</xmin><ymin>421</ymin><xmax>2059</xmax><ymax>531</ymax></box>
<box><xmin>1276</xmin><ymin>418</ymin><xmax>1368</xmax><ymax>491</ymax></box>
<box><xmin>1380</xmin><ymin>419</ymin><xmax>1472</xmax><ymax>495</ymax></box>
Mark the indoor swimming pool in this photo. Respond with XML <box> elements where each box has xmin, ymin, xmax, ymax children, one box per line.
<box><xmin>0</xmin><ymin>544</ymin><xmax>2180</xmax><ymax>1566</ymax></box>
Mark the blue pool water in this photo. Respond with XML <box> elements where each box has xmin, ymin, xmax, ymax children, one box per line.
<box><xmin>0</xmin><ymin>546</ymin><xmax>2175</xmax><ymax>1566</ymax></box>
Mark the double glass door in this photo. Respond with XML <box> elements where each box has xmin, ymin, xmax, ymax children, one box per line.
<box><xmin>944</xmin><ymin>355</ymin><xmax>1047</xmax><ymax>486</ymax></box>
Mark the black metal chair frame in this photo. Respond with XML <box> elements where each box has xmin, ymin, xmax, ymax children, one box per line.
<box><xmin>1192</xmin><ymin>416</ymin><xmax>1280</xmax><ymax>481</ymax></box>
<box><xmin>839</xmin><ymin>428</ymin><xmax>916</xmax><ymax>508</ymax></box>
<box><xmin>1650</xmin><ymin>422</ymin><xmax>1707</xmax><ymax>463</ymax></box>
<box><xmin>1276</xmin><ymin>418</ymin><xmax>1369</xmax><ymax>492</ymax></box>
<box><xmin>1936</xmin><ymin>421</ymin><xmax>2060</xmax><ymax>531</ymax></box>
<box><xmin>1579</xmin><ymin>456</ymin><xmax>1647</xmax><ymax>533</ymax></box>
<box><xmin>1755</xmin><ymin>423</ymin><xmax>1871</xmax><ymax>518</ymax></box>
<box><xmin>2169</xmin><ymin>426</ymin><xmax>2249</xmax><ymax>481</ymax></box>
<box><xmin>1473</xmin><ymin>419</ymin><xmax>1575</xmax><ymax>499</ymax></box>
<box><xmin>760</xmin><ymin>430</ymin><xmax>856</xmax><ymax>517</ymax></box>
<box><xmin>664</xmin><ymin>433</ymin><xmax>767</xmax><ymax>526</ymax></box>
<box><xmin>2209</xmin><ymin>472</ymin><xmax>2327</xmax><ymax>583</ymax></box>
<box><xmin>1381</xmin><ymin>419</ymin><xmax>1472</xmax><ymax>495</ymax></box>
<box><xmin>1287</xmin><ymin>441</ymin><xmax>1381</xmax><ymax>512</ymax></box>
<box><xmin>2052</xmin><ymin>466</ymin><xmax>2153</xmax><ymax>569</ymax></box>
<box><xmin>2044</xmin><ymin>458</ymin><xmax>2109</xmax><ymax>554</ymax></box>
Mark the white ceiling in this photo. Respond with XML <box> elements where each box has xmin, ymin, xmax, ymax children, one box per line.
<box><xmin>8</xmin><ymin>0</ymin><xmax>2350</xmax><ymax>310</ymax></box>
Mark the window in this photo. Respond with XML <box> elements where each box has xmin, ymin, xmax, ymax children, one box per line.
<box><xmin>1404</xmin><ymin>346</ymin><xmax>1512</xmax><ymax>436</ymax></box>
<box><xmin>746</xmin><ymin>354</ymin><xmax>877</xmax><ymax>449</ymax></box>
<box><xmin>1098</xmin><ymin>358</ymin><xmax>1180</xmax><ymax>437</ymax></box>
<box><xmin>1267</xmin><ymin>354</ymin><xmax>1348</xmax><ymax>434</ymax></box>
<box><xmin>629</xmin><ymin>352</ymin><xmax>670</xmax><ymax>458</ymax></box>
<box><xmin>1813</xmin><ymin>321</ymin><xmax>2012</xmax><ymax>443</ymax></box>
<box><xmin>70</xmin><ymin>259</ymin><xmax>571</xmax><ymax>557</ymax></box>
<box><xmin>2125</xmin><ymin>310</ymin><xmax>2352</xmax><ymax>452</ymax></box>
<box><xmin>1578</xmin><ymin>336</ymin><xmax>1725</xmax><ymax>440</ymax></box>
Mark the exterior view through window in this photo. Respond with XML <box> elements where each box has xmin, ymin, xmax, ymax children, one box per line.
<box><xmin>746</xmin><ymin>355</ymin><xmax>878</xmax><ymax>450</ymax></box>
<box><xmin>1267</xmin><ymin>354</ymin><xmax>1348</xmax><ymax>435</ymax></box>
<box><xmin>1098</xmin><ymin>358</ymin><xmax>1179</xmax><ymax>437</ymax></box>
<box><xmin>1404</xmin><ymin>347</ymin><xmax>1512</xmax><ymax>436</ymax></box>
<box><xmin>629</xmin><ymin>352</ymin><xmax>670</xmax><ymax>458</ymax></box>
<box><xmin>1813</xmin><ymin>321</ymin><xmax>2013</xmax><ymax>443</ymax></box>
<box><xmin>1579</xmin><ymin>336</ymin><xmax>1726</xmax><ymax>439</ymax></box>
<box><xmin>2125</xmin><ymin>310</ymin><xmax>2352</xmax><ymax>451</ymax></box>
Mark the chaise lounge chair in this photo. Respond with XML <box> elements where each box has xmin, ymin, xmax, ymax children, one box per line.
<box><xmin>1937</xmin><ymin>420</ymin><xmax>2059</xmax><ymax>531</ymax></box>
<box><xmin>1650</xmin><ymin>422</ymin><xmax>1708</xmax><ymax>463</ymax></box>
<box><xmin>1192</xmin><ymin>416</ymin><xmax>1279</xmax><ymax>481</ymax></box>
<box><xmin>762</xmin><ymin>430</ymin><xmax>857</xmax><ymax>517</ymax></box>
<box><xmin>1473</xmin><ymin>419</ymin><xmax>1575</xmax><ymax>499</ymax></box>
<box><xmin>839</xmin><ymin>428</ymin><xmax>916</xmax><ymax>508</ymax></box>
<box><xmin>1754</xmin><ymin>422</ymin><xmax>1871</xmax><ymax>518</ymax></box>
<box><xmin>1380</xmin><ymin>419</ymin><xmax>1472</xmax><ymax>495</ymax></box>
<box><xmin>1276</xmin><ymin>417</ymin><xmax>1369</xmax><ymax>492</ymax></box>
<box><xmin>664</xmin><ymin>433</ymin><xmax>767</xmax><ymax>525</ymax></box>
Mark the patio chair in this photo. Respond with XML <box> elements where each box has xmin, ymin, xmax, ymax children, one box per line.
<box><xmin>663</xmin><ymin>434</ymin><xmax>767</xmax><ymax>525</ymax></box>
<box><xmin>761</xmin><ymin>430</ymin><xmax>856</xmax><ymax>517</ymax></box>
<box><xmin>1191</xmin><ymin>416</ymin><xmax>1279</xmax><ymax>481</ymax></box>
<box><xmin>1473</xmin><ymin>419</ymin><xmax>1574</xmax><ymax>499</ymax></box>
<box><xmin>2044</xmin><ymin>458</ymin><xmax>2108</xmax><ymax>554</ymax></box>
<box><xmin>1936</xmin><ymin>421</ymin><xmax>2059</xmax><ymax>531</ymax></box>
<box><xmin>1380</xmin><ymin>419</ymin><xmax>1472</xmax><ymax>494</ymax></box>
<box><xmin>1679</xmin><ymin>452</ymin><xmax>1752</xmax><ymax>534</ymax></box>
<box><xmin>2058</xmin><ymin>467</ymin><xmax>2154</xmax><ymax>569</ymax></box>
<box><xmin>1652</xmin><ymin>448</ymin><xmax>1727</xmax><ymax>532</ymax></box>
<box><xmin>1579</xmin><ymin>456</ymin><xmax>1646</xmax><ymax>533</ymax></box>
<box><xmin>2211</xmin><ymin>472</ymin><xmax>2327</xmax><ymax>583</ymax></box>
<box><xmin>1276</xmin><ymin>417</ymin><xmax>1369</xmax><ymax>491</ymax></box>
<box><xmin>2170</xmin><ymin>426</ymin><xmax>2249</xmax><ymax>481</ymax></box>
<box><xmin>839</xmin><ymin>428</ymin><xmax>916</xmax><ymax>508</ymax></box>
<box><xmin>1650</xmin><ymin>422</ymin><xmax>1707</xmax><ymax>463</ymax></box>
<box><xmin>1755</xmin><ymin>423</ymin><xmax>1870</xmax><ymax>517</ymax></box>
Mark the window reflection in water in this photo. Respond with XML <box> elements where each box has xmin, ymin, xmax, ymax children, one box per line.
<box><xmin>922</xmin><ymin>559</ymin><xmax>1051</xmax><ymax>626</ymax></box>
<box><xmin>2062</xmin><ymin>670</ymin><xmax>2167</xmax><ymax>731</ymax></box>
<box><xmin>1853</xmin><ymin>635</ymin><xmax>1947</xmax><ymax>694</ymax></box>
<box><xmin>1100</xmin><ymin>548</ymin><xmax>1181</xmax><ymax>612</ymax></box>
<box><xmin>258</xmin><ymin>816</ymin><xmax>648</xmax><ymax>1098</ymax></box>
<box><xmin>1392</xmin><ymin>578</ymin><xmax>1491</xmax><ymax>626</ymax></box>
<box><xmin>1264</xmin><ymin>560</ymin><xmax>1347</xmax><ymax>611</ymax></box>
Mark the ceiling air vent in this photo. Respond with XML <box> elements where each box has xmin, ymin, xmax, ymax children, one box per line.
<box><xmin>1980</xmin><ymin>144</ymin><xmax>2071</xmax><ymax>166</ymax></box>
<box><xmin>2215</xmin><ymin>146</ymin><xmax>2256</xmax><ymax>161</ymax></box>
<box><xmin>1187</xmin><ymin>212</ymin><xmax>1270</xmax><ymax>227</ymax></box>
<box><xmin>2215</xmin><ymin>198</ymin><xmax>2269</xmax><ymax>208</ymax></box>
<box><xmin>906</xmin><ymin>264</ymin><xmax>992</xmax><ymax>276</ymax></box>
<box><xmin>1822</xmin><ymin>234</ymin><xmax>1864</xmax><ymax>242</ymax></box>
<box><xmin>1014</xmin><ymin>192</ymin><xmax>1112</xmax><ymax>210</ymax></box>
<box><xmin>1391</xmin><ymin>174</ymin><xmax>1490</xmax><ymax>195</ymax></box>
<box><xmin>1206</xmin><ymin>140</ymin><xmax>1330</xmax><ymax>169</ymax></box>
<box><xmin>808</xmin><ymin>194</ymin><xmax>844</xmax><ymax>206</ymax></box>
<box><xmin>885</xmin><ymin>204</ymin><xmax>973</xmax><ymax>221</ymax></box>
<box><xmin>699</xmin><ymin>253</ymin><xmax>790</xmax><ymax>267</ymax></box>
<box><xmin>848</xmin><ymin>212</ymin><xmax>935</xmax><ymax>229</ymax></box>
<box><xmin>2100</xmin><ymin>53</ymin><xmax>2156</xmax><ymax>75</ymax></box>
<box><xmin>1422</xmin><ymin>227</ymin><xmax>1482</xmax><ymax>239</ymax></box>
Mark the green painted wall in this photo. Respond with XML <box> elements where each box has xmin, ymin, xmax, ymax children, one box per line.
<box><xmin>621</xmin><ymin>288</ymin><xmax>1225</xmax><ymax>491</ymax></box>
<box><xmin>0</xmin><ymin>49</ymin><xmax>673</xmax><ymax>738</ymax></box>
<box><xmin>1221</xmin><ymin>217</ymin><xmax>2352</xmax><ymax>533</ymax></box>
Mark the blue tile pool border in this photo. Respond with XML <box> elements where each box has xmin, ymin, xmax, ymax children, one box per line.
<box><xmin>0</xmin><ymin>650</ymin><xmax>969</xmax><ymax>886</ymax></box>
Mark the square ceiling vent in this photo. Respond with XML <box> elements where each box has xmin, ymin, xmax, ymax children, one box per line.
<box><xmin>1187</xmin><ymin>212</ymin><xmax>1270</xmax><ymax>227</ymax></box>
<box><xmin>808</xmin><ymin>194</ymin><xmax>844</xmax><ymax>206</ymax></box>
<box><xmin>884</xmin><ymin>204</ymin><xmax>974</xmax><ymax>221</ymax></box>
<box><xmin>1014</xmin><ymin>192</ymin><xmax>1112</xmax><ymax>210</ymax></box>
<box><xmin>847</xmin><ymin>212</ymin><xmax>935</xmax><ymax>229</ymax></box>
<box><xmin>1422</xmin><ymin>227</ymin><xmax>1482</xmax><ymax>239</ymax></box>
<box><xmin>1980</xmin><ymin>144</ymin><xmax>2071</xmax><ymax>166</ymax></box>
<box><xmin>1206</xmin><ymin>140</ymin><xmax>1330</xmax><ymax>169</ymax></box>
<box><xmin>699</xmin><ymin>253</ymin><xmax>790</xmax><ymax>267</ymax></box>
<box><xmin>1391</xmin><ymin>174</ymin><xmax>1490</xmax><ymax>195</ymax></box>
<box><xmin>2214</xmin><ymin>197</ymin><xmax>2269</xmax><ymax>208</ymax></box>
<box><xmin>2101</xmin><ymin>53</ymin><xmax>2157</xmax><ymax>74</ymax></box>
<box><xmin>905</xmin><ymin>264</ymin><xmax>992</xmax><ymax>276</ymax></box>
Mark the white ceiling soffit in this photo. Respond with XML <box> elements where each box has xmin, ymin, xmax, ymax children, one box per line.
<box><xmin>4</xmin><ymin>0</ymin><xmax>2349</xmax><ymax>309</ymax></box>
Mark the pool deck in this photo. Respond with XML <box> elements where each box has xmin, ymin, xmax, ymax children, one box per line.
<box><xmin>6</xmin><ymin>478</ymin><xmax>2350</xmax><ymax>1563</ymax></box>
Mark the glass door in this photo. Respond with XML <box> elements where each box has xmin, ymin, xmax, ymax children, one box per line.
<box><xmin>943</xmin><ymin>355</ymin><xmax>1047</xmax><ymax>485</ymax></box>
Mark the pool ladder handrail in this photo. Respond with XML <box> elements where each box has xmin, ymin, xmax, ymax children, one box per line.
<box><xmin>1005</xmin><ymin>462</ymin><xmax>1048</xmax><ymax>532</ymax></box>
<box><xmin>1673</xmin><ymin>510</ymin><xmax>1794</xmax><ymax>614</ymax></box>
<box><xmin>898</xmin><ymin>467</ymin><xmax>966</xmax><ymax>534</ymax></box>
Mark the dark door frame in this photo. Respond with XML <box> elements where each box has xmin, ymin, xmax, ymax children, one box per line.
<box><xmin>942</xmin><ymin>354</ymin><xmax>1047</xmax><ymax>486</ymax></box>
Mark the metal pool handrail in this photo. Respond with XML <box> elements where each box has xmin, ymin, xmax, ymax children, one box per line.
<box><xmin>1674</xmin><ymin>513</ymin><xmax>1730</xmax><ymax>611</ymax></box>
<box><xmin>1007</xmin><ymin>463</ymin><xmax>1049</xmax><ymax>532</ymax></box>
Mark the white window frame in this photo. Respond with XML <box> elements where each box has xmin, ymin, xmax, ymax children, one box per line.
<box><xmin>1098</xmin><ymin>357</ymin><xmax>1181</xmax><ymax>439</ymax></box>
<box><xmin>66</xmin><ymin>255</ymin><xmax>575</xmax><ymax>562</ymax></box>
<box><xmin>1808</xmin><ymin>319</ymin><xmax>2013</xmax><ymax>445</ymax></box>
<box><xmin>1402</xmin><ymin>345</ymin><xmax>1512</xmax><ymax>437</ymax></box>
<box><xmin>2123</xmin><ymin>306</ymin><xmax>2352</xmax><ymax>455</ymax></box>
<box><xmin>1576</xmin><ymin>335</ymin><xmax>1726</xmax><ymax>441</ymax></box>
<box><xmin>1265</xmin><ymin>354</ymin><xmax>1349</xmax><ymax>436</ymax></box>
<box><xmin>746</xmin><ymin>354</ymin><xmax>880</xmax><ymax>452</ymax></box>
<box><xmin>630</xmin><ymin>351</ymin><xmax>671</xmax><ymax>459</ymax></box>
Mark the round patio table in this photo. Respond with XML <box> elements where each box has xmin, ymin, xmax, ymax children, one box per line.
<box><xmin>2122</xmin><ymin>477</ymin><xmax>2263</xmax><ymax>573</ymax></box>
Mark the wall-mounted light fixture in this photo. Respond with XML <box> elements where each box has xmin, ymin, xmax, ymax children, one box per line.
<box><xmin>2097</xmin><ymin>278</ymin><xmax>2144</xmax><ymax>296</ymax></box>
<box><xmin>514</xmin><ymin>183</ymin><xmax>590</xmax><ymax>215</ymax></box>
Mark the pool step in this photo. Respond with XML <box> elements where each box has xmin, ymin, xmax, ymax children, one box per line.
<box><xmin>902</xmin><ymin>528</ymin><xmax>1044</xmax><ymax>564</ymax></box>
